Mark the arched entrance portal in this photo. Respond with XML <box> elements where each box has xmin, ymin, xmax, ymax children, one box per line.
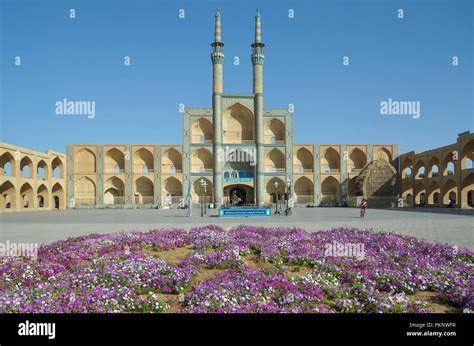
<box><xmin>229</xmin><ymin>187</ymin><xmax>246</xmax><ymax>206</ymax></box>
<box><xmin>223</xmin><ymin>184</ymin><xmax>254</xmax><ymax>205</ymax></box>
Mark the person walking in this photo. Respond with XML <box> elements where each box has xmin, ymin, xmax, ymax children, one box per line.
<box><xmin>360</xmin><ymin>198</ymin><xmax>368</xmax><ymax>218</ymax></box>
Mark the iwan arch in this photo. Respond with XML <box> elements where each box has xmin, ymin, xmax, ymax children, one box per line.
<box><xmin>1</xmin><ymin>10</ymin><xmax>472</xmax><ymax>212</ymax></box>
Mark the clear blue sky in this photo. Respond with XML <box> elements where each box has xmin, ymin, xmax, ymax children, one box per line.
<box><xmin>1</xmin><ymin>0</ymin><xmax>472</xmax><ymax>154</ymax></box>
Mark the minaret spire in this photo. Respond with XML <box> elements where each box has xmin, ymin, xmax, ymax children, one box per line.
<box><xmin>251</xmin><ymin>8</ymin><xmax>265</xmax><ymax>90</ymax></box>
<box><xmin>215</xmin><ymin>8</ymin><xmax>222</xmax><ymax>43</ymax></box>
<box><xmin>255</xmin><ymin>8</ymin><xmax>261</xmax><ymax>43</ymax></box>
<box><xmin>211</xmin><ymin>7</ymin><xmax>224</xmax><ymax>89</ymax></box>
<box><xmin>211</xmin><ymin>8</ymin><xmax>224</xmax><ymax>68</ymax></box>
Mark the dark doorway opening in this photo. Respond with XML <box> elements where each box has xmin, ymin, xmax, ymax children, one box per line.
<box><xmin>229</xmin><ymin>188</ymin><xmax>246</xmax><ymax>206</ymax></box>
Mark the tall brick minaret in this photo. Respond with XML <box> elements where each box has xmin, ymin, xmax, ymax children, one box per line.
<box><xmin>252</xmin><ymin>9</ymin><xmax>265</xmax><ymax>205</ymax></box>
<box><xmin>211</xmin><ymin>8</ymin><xmax>224</xmax><ymax>206</ymax></box>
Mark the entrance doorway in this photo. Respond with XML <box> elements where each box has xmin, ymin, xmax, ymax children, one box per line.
<box><xmin>224</xmin><ymin>184</ymin><xmax>254</xmax><ymax>205</ymax></box>
<box><xmin>229</xmin><ymin>187</ymin><xmax>246</xmax><ymax>206</ymax></box>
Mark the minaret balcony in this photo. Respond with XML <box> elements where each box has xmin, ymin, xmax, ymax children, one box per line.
<box><xmin>211</xmin><ymin>42</ymin><xmax>224</xmax><ymax>64</ymax></box>
<box><xmin>251</xmin><ymin>53</ymin><xmax>265</xmax><ymax>65</ymax></box>
<box><xmin>211</xmin><ymin>52</ymin><xmax>224</xmax><ymax>64</ymax></box>
<box><xmin>211</xmin><ymin>43</ymin><xmax>224</xmax><ymax>53</ymax></box>
<box><xmin>251</xmin><ymin>44</ymin><xmax>265</xmax><ymax>55</ymax></box>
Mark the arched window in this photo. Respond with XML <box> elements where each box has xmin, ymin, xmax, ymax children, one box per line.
<box><xmin>20</xmin><ymin>157</ymin><xmax>33</xmax><ymax>178</ymax></box>
<box><xmin>105</xmin><ymin>148</ymin><xmax>125</xmax><ymax>173</ymax></box>
<box><xmin>52</xmin><ymin>157</ymin><xmax>63</xmax><ymax>179</ymax></box>
<box><xmin>162</xmin><ymin>148</ymin><xmax>182</xmax><ymax>173</ymax></box>
<box><xmin>223</xmin><ymin>103</ymin><xmax>254</xmax><ymax>143</ymax></box>
<box><xmin>446</xmin><ymin>162</ymin><xmax>455</xmax><ymax>175</ymax></box>
<box><xmin>37</xmin><ymin>160</ymin><xmax>49</xmax><ymax>180</ymax></box>
<box><xmin>0</xmin><ymin>152</ymin><xmax>15</xmax><ymax>177</ymax></box>
<box><xmin>417</xmin><ymin>166</ymin><xmax>425</xmax><ymax>178</ymax></box>
<box><xmin>133</xmin><ymin>148</ymin><xmax>154</xmax><ymax>173</ymax></box>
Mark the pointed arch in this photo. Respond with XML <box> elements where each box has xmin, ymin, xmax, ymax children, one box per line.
<box><xmin>414</xmin><ymin>159</ymin><xmax>426</xmax><ymax>179</ymax></box>
<box><xmin>264</xmin><ymin>118</ymin><xmax>285</xmax><ymax>144</ymax></box>
<box><xmin>428</xmin><ymin>156</ymin><xmax>440</xmax><ymax>178</ymax></box>
<box><xmin>20</xmin><ymin>156</ymin><xmax>33</xmax><ymax>178</ymax></box>
<box><xmin>295</xmin><ymin>148</ymin><xmax>313</xmax><ymax>172</ymax></box>
<box><xmin>74</xmin><ymin>176</ymin><xmax>96</xmax><ymax>205</ymax></box>
<box><xmin>75</xmin><ymin>148</ymin><xmax>96</xmax><ymax>173</ymax></box>
<box><xmin>51</xmin><ymin>157</ymin><xmax>63</xmax><ymax>179</ymax></box>
<box><xmin>37</xmin><ymin>184</ymin><xmax>49</xmax><ymax>208</ymax></box>
<box><xmin>461</xmin><ymin>139</ymin><xmax>474</xmax><ymax>170</ymax></box>
<box><xmin>374</xmin><ymin>147</ymin><xmax>392</xmax><ymax>162</ymax></box>
<box><xmin>321</xmin><ymin>147</ymin><xmax>340</xmax><ymax>172</ymax></box>
<box><xmin>0</xmin><ymin>181</ymin><xmax>16</xmax><ymax>209</ymax></box>
<box><xmin>401</xmin><ymin>157</ymin><xmax>413</xmax><ymax>179</ymax></box>
<box><xmin>222</xmin><ymin>103</ymin><xmax>254</xmax><ymax>143</ymax></box>
<box><xmin>266</xmin><ymin>177</ymin><xmax>285</xmax><ymax>203</ymax></box>
<box><xmin>427</xmin><ymin>181</ymin><xmax>440</xmax><ymax>206</ymax></box>
<box><xmin>414</xmin><ymin>181</ymin><xmax>426</xmax><ymax>205</ymax></box>
<box><xmin>134</xmin><ymin>176</ymin><xmax>154</xmax><ymax>204</ymax></box>
<box><xmin>321</xmin><ymin>176</ymin><xmax>341</xmax><ymax>204</ymax></box>
<box><xmin>191</xmin><ymin>118</ymin><xmax>213</xmax><ymax>143</ymax></box>
<box><xmin>104</xmin><ymin>176</ymin><xmax>125</xmax><ymax>205</ymax></box>
<box><xmin>191</xmin><ymin>148</ymin><xmax>213</xmax><ymax>173</ymax></box>
<box><xmin>294</xmin><ymin>176</ymin><xmax>314</xmax><ymax>203</ymax></box>
<box><xmin>348</xmin><ymin>148</ymin><xmax>367</xmax><ymax>172</ymax></box>
<box><xmin>162</xmin><ymin>148</ymin><xmax>182</xmax><ymax>173</ymax></box>
<box><xmin>52</xmin><ymin>182</ymin><xmax>65</xmax><ymax>209</ymax></box>
<box><xmin>36</xmin><ymin>159</ymin><xmax>49</xmax><ymax>180</ymax></box>
<box><xmin>193</xmin><ymin>177</ymin><xmax>213</xmax><ymax>204</ymax></box>
<box><xmin>20</xmin><ymin>182</ymin><xmax>33</xmax><ymax>208</ymax></box>
<box><xmin>461</xmin><ymin>173</ymin><xmax>474</xmax><ymax>208</ymax></box>
<box><xmin>265</xmin><ymin>148</ymin><xmax>285</xmax><ymax>172</ymax></box>
<box><xmin>402</xmin><ymin>180</ymin><xmax>413</xmax><ymax>206</ymax></box>
<box><xmin>133</xmin><ymin>148</ymin><xmax>154</xmax><ymax>173</ymax></box>
<box><xmin>105</xmin><ymin>148</ymin><xmax>125</xmax><ymax>173</ymax></box>
<box><xmin>443</xmin><ymin>151</ymin><xmax>456</xmax><ymax>176</ymax></box>
<box><xmin>0</xmin><ymin>152</ymin><xmax>15</xmax><ymax>177</ymax></box>
<box><xmin>443</xmin><ymin>178</ymin><xmax>458</xmax><ymax>206</ymax></box>
<box><xmin>163</xmin><ymin>177</ymin><xmax>183</xmax><ymax>198</ymax></box>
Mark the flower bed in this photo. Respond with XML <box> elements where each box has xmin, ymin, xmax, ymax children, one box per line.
<box><xmin>1</xmin><ymin>226</ymin><xmax>472</xmax><ymax>313</ymax></box>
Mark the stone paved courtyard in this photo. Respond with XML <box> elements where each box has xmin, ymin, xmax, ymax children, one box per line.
<box><xmin>0</xmin><ymin>207</ymin><xmax>473</xmax><ymax>249</ymax></box>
